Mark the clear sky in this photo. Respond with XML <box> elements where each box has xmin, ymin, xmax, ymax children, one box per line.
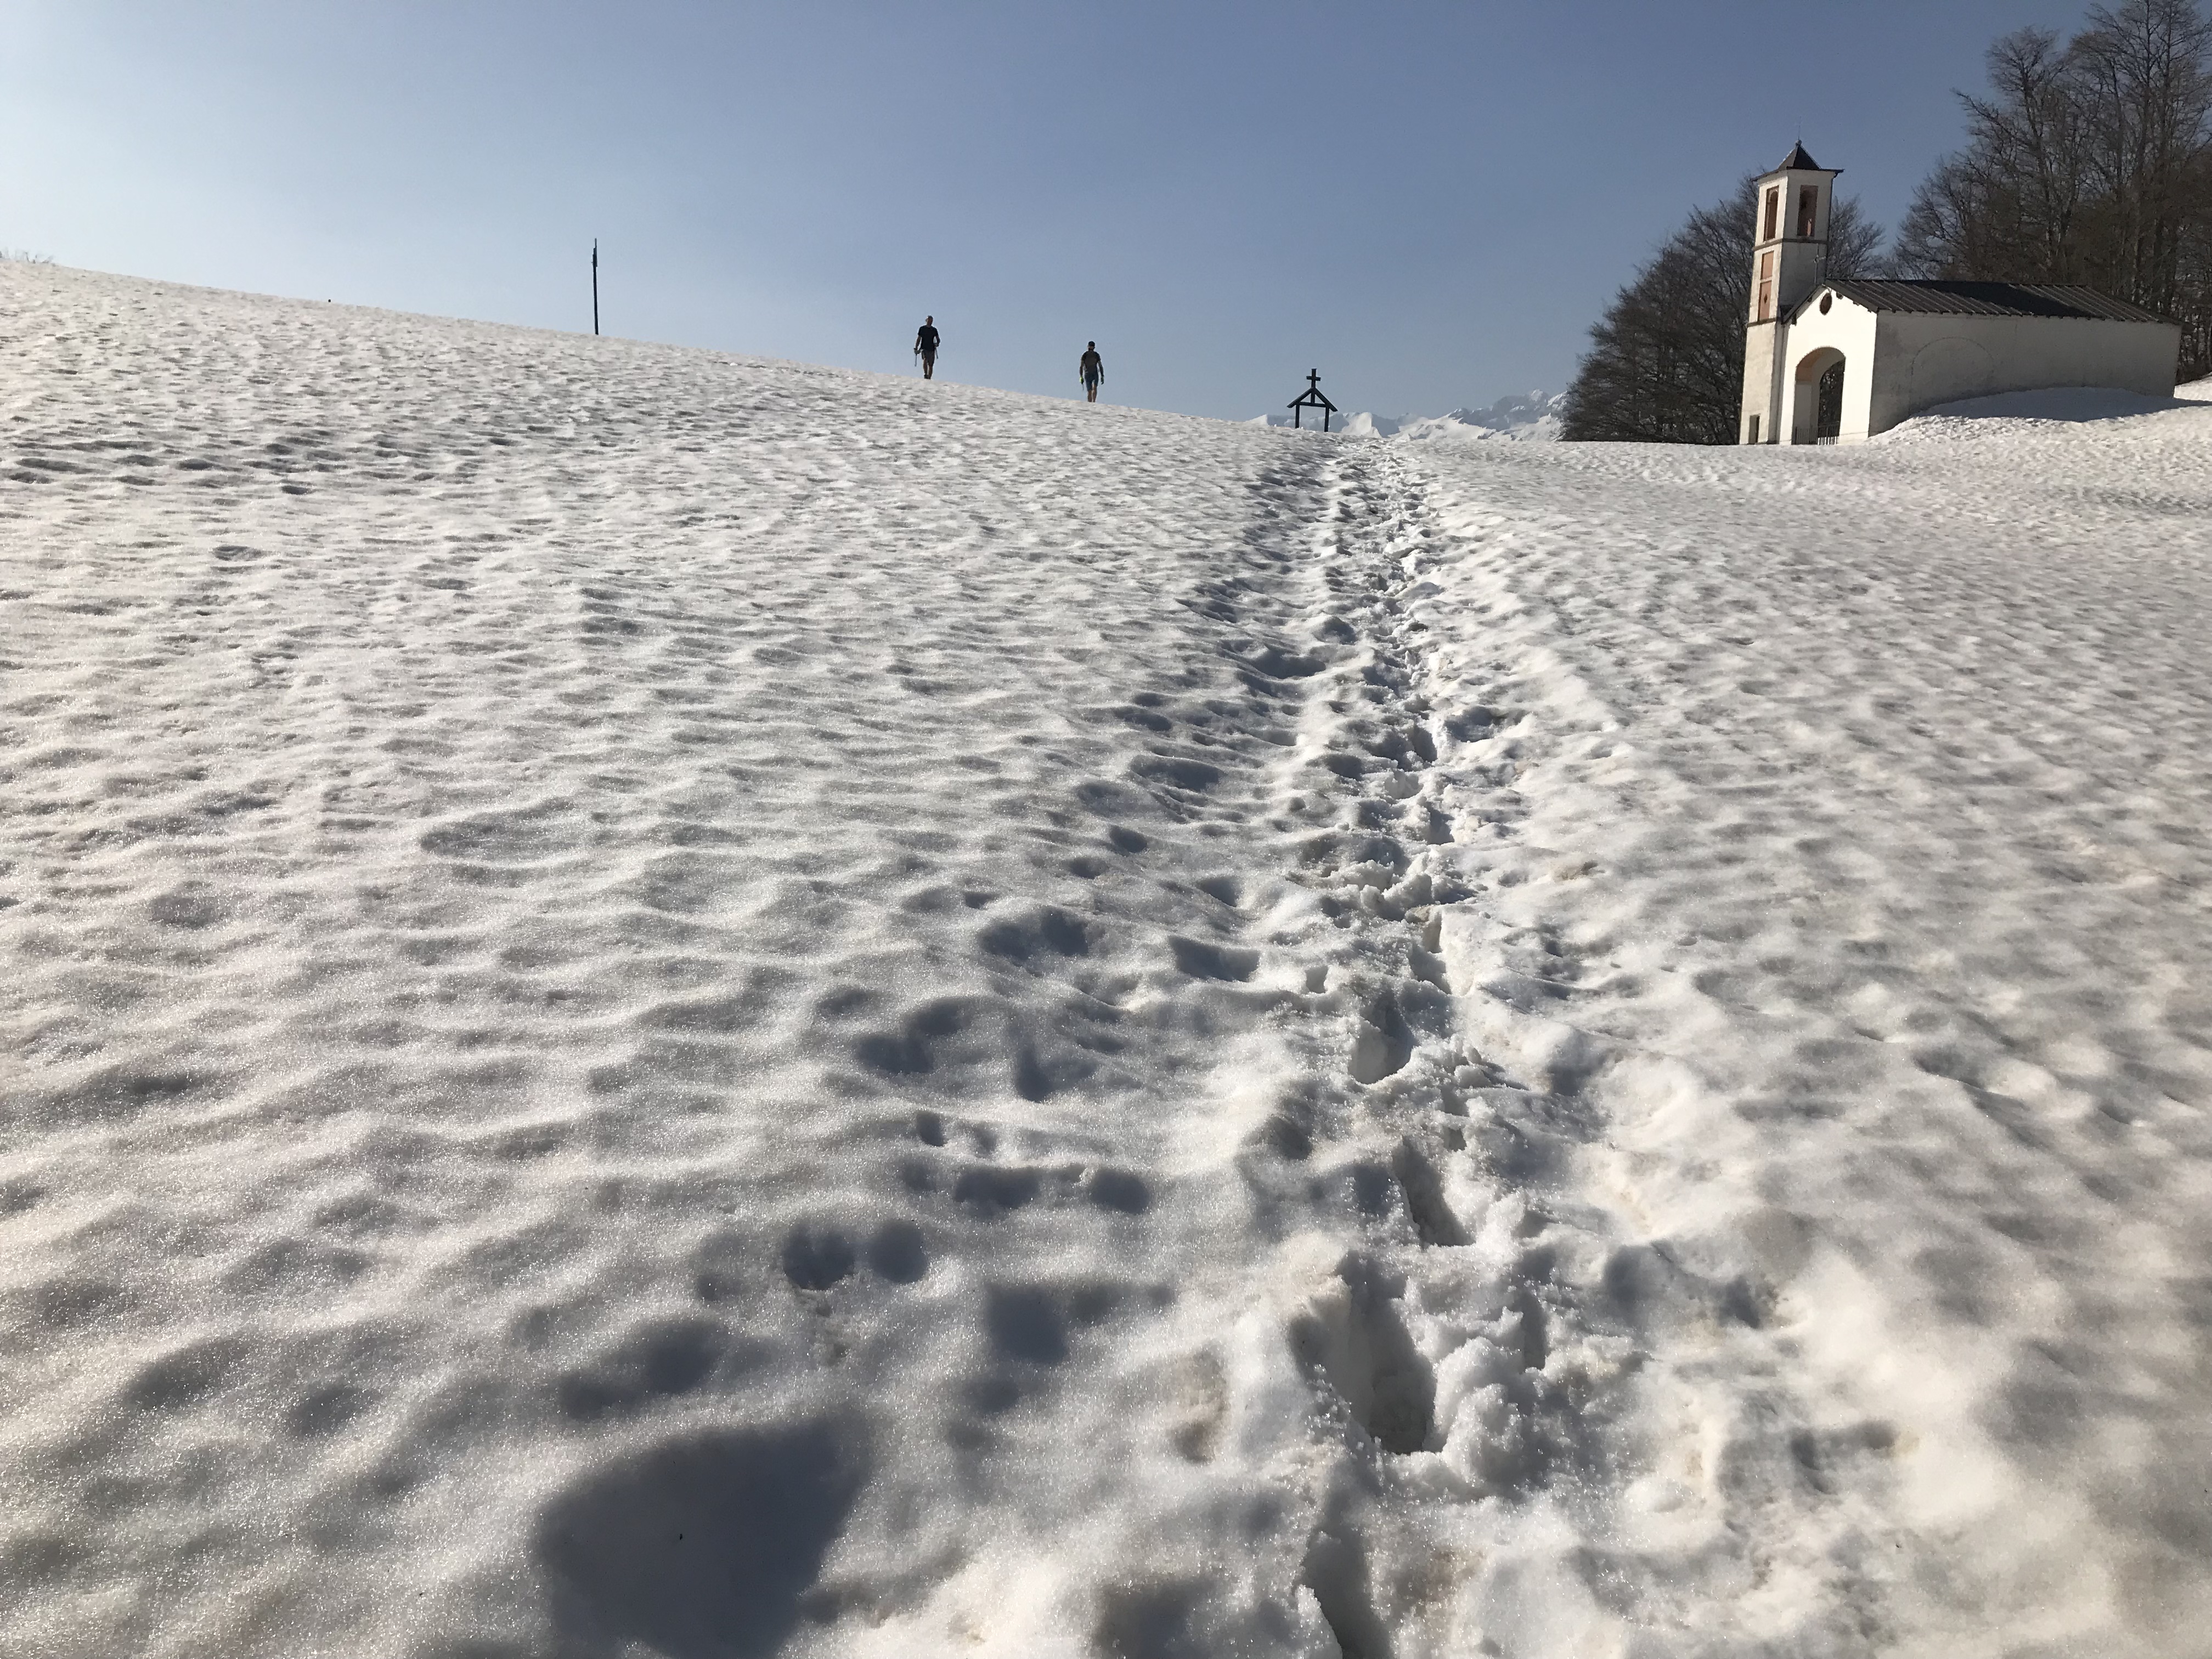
<box><xmin>4</xmin><ymin>1</ymin><xmax>2097</xmax><ymax>421</ymax></box>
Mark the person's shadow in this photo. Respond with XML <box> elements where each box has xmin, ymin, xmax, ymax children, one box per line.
<box><xmin>535</xmin><ymin>1418</ymin><xmax>867</xmax><ymax>1658</ymax></box>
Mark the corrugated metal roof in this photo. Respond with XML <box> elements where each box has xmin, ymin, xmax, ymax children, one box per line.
<box><xmin>1818</xmin><ymin>279</ymin><xmax>2171</xmax><ymax>324</ymax></box>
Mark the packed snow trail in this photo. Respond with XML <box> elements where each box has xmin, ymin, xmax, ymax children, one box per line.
<box><xmin>5</xmin><ymin>266</ymin><xmax>2212</xmax><ymax>1658</ymax></box>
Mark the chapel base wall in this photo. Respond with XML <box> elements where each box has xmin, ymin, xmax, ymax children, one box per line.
<box><xmin>1740</xmin><ymin>324</ymin><xmax>1781</xmax><ymax>443</ymax></box>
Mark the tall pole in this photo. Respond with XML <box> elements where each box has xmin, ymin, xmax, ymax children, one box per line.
<box><xmin>591</xmin><ymin>239</ymin><xmax>600</xmax><ymax>336</ymax></box>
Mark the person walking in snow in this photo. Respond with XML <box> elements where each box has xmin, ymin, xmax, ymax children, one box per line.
<box><xmin>914</xmin><ymin>317</ymin><xmax>940</xmax><ymax>379</ymax></box>
<box><xmin>1079</xmin><ymin>342</ymin><xmax>1104</xmax><ymax>402</ymax></box>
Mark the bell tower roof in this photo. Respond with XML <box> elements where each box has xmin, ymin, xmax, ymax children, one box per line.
<box><xmin>1778</xmin><ymin>140</ymin><xmax>1821</xmax><ymax>171</ymax></box>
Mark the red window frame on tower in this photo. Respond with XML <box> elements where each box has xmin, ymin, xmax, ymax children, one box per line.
<box><xmin>1756</xmin><ymin>251</ymin><xmax>1774</xmax><ymax>321</ymax></box>
<box><xmin>1762</xmin><ymin>187</ymin><xmax>1781</xmax><ymax>242</ymax></box>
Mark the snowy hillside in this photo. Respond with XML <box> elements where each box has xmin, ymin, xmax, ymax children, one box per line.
<box><xmin>5</xmin><ymin>266</ymin><xmax>2211</xmax><ymax>1659</ymax></box>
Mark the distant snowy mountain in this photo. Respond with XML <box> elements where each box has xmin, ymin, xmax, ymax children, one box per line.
<box><xmin>1258</xmin><ymin>389</ymin><xmax>1565</xmax><ymax>441</ymax></box>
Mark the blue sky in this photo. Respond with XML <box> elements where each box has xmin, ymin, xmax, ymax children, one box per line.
<box><xmin>4</xmin><ymin>1</ymin><xmax>2095</xmax><ymax>421</ymax></box>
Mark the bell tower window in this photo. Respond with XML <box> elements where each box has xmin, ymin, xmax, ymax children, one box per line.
<box><xmin>1797</xmin><ymin>185</ymin><xmax>1818</xmax><ymax>238</ymax></box>
<box><xmin>1762</xmin><ymin>187</ymin><xmax>1781</xmax><ymax>242</ymax></box>
<box><xmin>1756</xmin><ymin>251</ymin><xmax>1774</xmax><ymax>321</ymax></box>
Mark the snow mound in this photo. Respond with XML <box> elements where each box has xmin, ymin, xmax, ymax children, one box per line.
<box><xmin>1883</xmin><ymin>382</ymin><xmax>2198</xmax><ymax>441</ymax></box>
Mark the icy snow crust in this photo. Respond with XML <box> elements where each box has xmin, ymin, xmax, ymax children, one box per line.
<box><xmin>4</xmin><ymin>266</ymin><xmax>2211</xmax><ymax>1657</ymax></box>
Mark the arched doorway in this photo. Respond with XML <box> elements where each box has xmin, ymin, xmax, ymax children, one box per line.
<box><xmin>1791</xmin><ymin>348</ymin><xmax>1846</xmax><ymax>444</ymax></box>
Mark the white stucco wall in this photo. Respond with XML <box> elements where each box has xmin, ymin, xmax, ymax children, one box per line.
<box><xmin>1866</xmin><ymin>312</ymin><xmax>2179</xmax><ymax>433</ymax></box>
<box><xmin>1768</xmin><ymin>290</ymin><xmax>2181</xmax><ymax>443</ymax></box>
<box><xmin>1770</xmin><ymin>296</ymin><xmax>1879</xmax><ymax>442</ymax></box>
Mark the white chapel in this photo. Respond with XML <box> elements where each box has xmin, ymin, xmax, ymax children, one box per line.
<box><xmin>1739</xmin><ymin>144</ymin><xmax>2181</xmax><ymax>444</ymax></box>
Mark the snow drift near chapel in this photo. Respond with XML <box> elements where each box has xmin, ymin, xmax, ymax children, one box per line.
<box><xmin>4</xmin><ymin>264</ymin><xmax>2212</xmax><ymax>1658</ymax></box>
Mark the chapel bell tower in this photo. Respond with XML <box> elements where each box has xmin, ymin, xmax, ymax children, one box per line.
<box><xmin>1740</xmin><ymin>142</ymin><xmax>1841</xmax><ymax>443</ymax></box>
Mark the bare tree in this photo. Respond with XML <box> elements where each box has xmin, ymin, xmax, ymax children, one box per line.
<box><xmin>2074</xmin><ymin>0</ymin><xmax>2212</xmax><ymax>321</ymax></box>
<box><xmin>1562</xmin><ymin>177</ymin><xmax>1883</xmax><ymax>443</ymax></box>
<box><xmin>1902</xmin><ymin>29</ymin><xmax>2089</xmax><ymax>280</ymax></box>
<box><xmin>1897</xmin><ymin>1</ymin><xmax>2212</xmax><ymax>376</ymax></box>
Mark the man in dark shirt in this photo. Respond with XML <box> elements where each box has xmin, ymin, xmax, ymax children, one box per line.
<box><xmin>915</xmin><ymin>317</ymin><xmax>939</xmax><ymax>379</ymax></box>
<box><xmin>1079</xmin><ymin>342</ymin><xmax>1103</xmax><ymax>402</ymax></box>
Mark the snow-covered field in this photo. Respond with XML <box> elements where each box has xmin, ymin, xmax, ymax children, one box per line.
<box><xmin>4</xmin><ymin>266</ymin><xmax>2210</xmax><ymax>1659</ymax></box>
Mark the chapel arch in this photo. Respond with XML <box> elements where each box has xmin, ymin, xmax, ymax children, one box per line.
<box><xmin>1791</xmin><ymin>347</ymin><xmax>1847</xmax><ymax>444</ymax></box>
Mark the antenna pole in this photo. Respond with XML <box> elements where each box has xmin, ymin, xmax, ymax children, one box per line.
<box><xmin>592</xmin><ymin>240</ymin><xmax>600</xmax><ymax>336</ymax></box>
